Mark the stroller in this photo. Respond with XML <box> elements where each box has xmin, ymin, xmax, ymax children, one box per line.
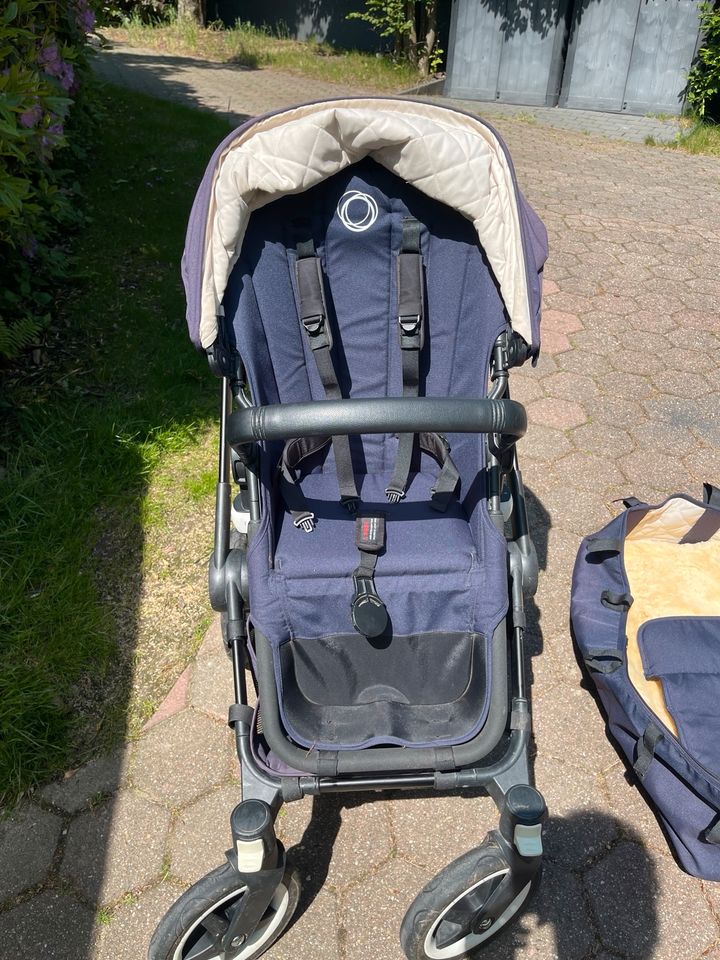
<box><xmin>150</xmin><ymin>98</ymin><xmax>549</xmax><ymax>960</ymax></box>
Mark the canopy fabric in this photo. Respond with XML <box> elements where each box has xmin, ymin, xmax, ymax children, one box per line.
<box><xmin>182</xmin><ymin>97</ymin><xmax>548</xmax><ymax>354</ymax></box>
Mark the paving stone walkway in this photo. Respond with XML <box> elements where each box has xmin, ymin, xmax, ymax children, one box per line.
<box><xmin>3</xmin><ymin>44</ymin><xmax>720</xmax><ymax>960</ymax></box>
<box><xmin>93</xmin><ymin>43</ymin><xmax>683</xmax><ymax>144</ymax></box>
<box><xmin>438</xmin><ymin>95</ymin><xmax>683</xmax><ymax>144</ymax></box>
<box><xmin>91</xmin><ymin>43</ymin><xmax>374</xmax><ymax>123</ymax></box>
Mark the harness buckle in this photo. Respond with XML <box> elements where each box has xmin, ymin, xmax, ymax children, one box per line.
<box><xmin>385</xmin><ymin>486</ymin><xmax>406</xmax><ymax>504</ymax></box>
<box><xmin>351</xmin><ymin>574</ymin><xmax>389</xmax><ymax>638</ymax></box>
<box><xmin>293</xmin><ymin>512</ymin><xmax>316</xmax><ymax>533</ymax></box>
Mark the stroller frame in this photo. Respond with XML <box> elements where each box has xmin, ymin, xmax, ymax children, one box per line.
<box><xmin>149</xmin><ymin>99</ymin><xmax>553</xmax><ymax>956</ymax></box>
<box><xmin>198</xmin><ymin>329</ymin><xmax>546</xmax><ymax>958</ymax></box>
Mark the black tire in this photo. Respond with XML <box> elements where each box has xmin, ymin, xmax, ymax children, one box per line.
<box><xmin>148</xmin><ymin>861</ymin><xmax>301</xmax><ymax>960</ymax></box>
<box><xmin>400</xmin><ymin>835</ymin><xmax>540</xmax><ymax>960</ymax></box>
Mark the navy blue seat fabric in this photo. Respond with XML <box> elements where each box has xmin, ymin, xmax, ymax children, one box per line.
<box><xmin>220</xmin><ymin>159</ymin><xmax>511</xmax><ymax>748</ymax></box>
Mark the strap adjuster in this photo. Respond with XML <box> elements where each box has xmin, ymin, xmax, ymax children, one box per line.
<box><xmin>436</xmin><ymin>433</ymin><xmax>450</xmax><ymax>454</ymax></box>
<box><xmin>293</xmin><ymin>512</ymin><xmax>315</xmax><ymax>533</ymax></box>
<box><xmin>399</xmin><ymin>314</ymin><xmax>421</xmax><ymax>335</ymax></box>
<box><xmin>302</xmin><ymin>314</ymin><xmax>326</xmax><ymax>337</ymax></box>
<box><xmin>385</xmin><ymin>485</ymin><xmax>406</xmax><ymax>504</ymax></box>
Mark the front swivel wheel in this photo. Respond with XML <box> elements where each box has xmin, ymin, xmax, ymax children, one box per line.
<box><xmin>148</xmin><ymin>861</ymin><xmax>301</xmax><ymax>960</ymax></box>
<box><xmin>400</xmin><ymin>834</ymin><xmax>540</xmax><ymax>960</ymax></box>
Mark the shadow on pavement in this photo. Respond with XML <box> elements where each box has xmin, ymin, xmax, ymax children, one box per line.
<box><xmin>287</xmin><ymin>801</ymin><xmax>658</xmax><ymax>958</ymax></box>
<box><xmin>93</xmin><ymin>48</ymin><xmax>253</xmax><ymax>124</ymax></box>
<box><xmin>524</xmin><ymin>485</ymin><xmax>550</xmax><ymax>659</ymax></box>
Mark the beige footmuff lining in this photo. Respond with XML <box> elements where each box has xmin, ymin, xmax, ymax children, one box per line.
<box><xmin>624</xmin><ymin>498</ymin><xmax>720</xmax><ymax>737</ymax></box>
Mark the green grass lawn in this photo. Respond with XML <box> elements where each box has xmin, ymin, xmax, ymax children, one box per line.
<box><xmin>104</xmin><ymin>17</ymin><xmax>418</xmax><ymax>92</ymax></box>
<box><xmin>0</xmin><ymin>84</ymin><xmax>230</xmax><ymax>805</ymax></box>
<box><xmin>645</xmin><ymin>118</ymin><xmax>720</xmax><ymax>156</ymax></box>
<box><xmin>678</xmin><ymin>120</ymin><xmax>720</xmax><ymax>155</ymax></box>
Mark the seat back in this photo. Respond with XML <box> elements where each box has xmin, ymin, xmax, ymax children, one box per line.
<box><xmin>225</xmin><ymin>157</ymin><xmax>510</xmax><ymax>634</ymax></box>
<box><xmin>221</xmin><ymin>157</ymin><xmax>508</xmax><ymax>501</ymax></box>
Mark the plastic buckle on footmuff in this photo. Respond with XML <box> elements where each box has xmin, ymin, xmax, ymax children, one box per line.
<box><xmin>351</xmin><ymin>513</ymin><xmax>389</xmax><ymax>639</ymax></box>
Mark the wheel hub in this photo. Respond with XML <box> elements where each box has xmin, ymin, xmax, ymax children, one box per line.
<box><xmin>471</xmin><ymin>915</ymin><xmax>494</xmax><ymax>934</ymax></box>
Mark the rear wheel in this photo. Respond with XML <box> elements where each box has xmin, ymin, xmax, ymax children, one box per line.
<box><xmin>148</xmin><ymin>861</ymin><xmax>300</xmax><ymax>960</ymax></box>
<box><xmin>400</xmin><ymin>835</ymin><xmax>540</xmax><ymax>960</ymax></box>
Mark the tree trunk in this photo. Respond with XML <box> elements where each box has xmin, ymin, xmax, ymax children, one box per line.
<box><xmin>405</xmin><ymin>0</ymin><xmax>417</xmax><ymax>64</ymax></box>
<box><xmin>418</xmin><ymin>1</ymin><xmax>437</xmax><ymax>77</ymax></box>
<box><xmin>177</xmin><ymin>0</ymin><xmax>205</xmax><ymax>26</ymax></box>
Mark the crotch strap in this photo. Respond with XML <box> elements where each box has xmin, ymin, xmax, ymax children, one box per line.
<box><xmin>351</xmin><ymin>513</ymin><xmax>388</xmax><ymax>638</ymax></box>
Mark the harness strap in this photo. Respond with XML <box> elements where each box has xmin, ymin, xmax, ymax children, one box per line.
<box><xmin>387</xmin><ymin>219</ymin><xmax>425</xmax><ymax>504</ymax></box>
<box><xmin>586</xmin><ymin>537</ymin><xmax>622</xmax><ymax>556</ymax></box>
<box><xmin>279</xmin><ymin>435</ymin><xmax>332</xmax><ymax>532</ymax></box>
<box><xmin>417</xmin><ymin>432</ymin><xmax>459</xmax><ymax>512</ymax></box>
<box><xmin>385</xmin><ymin>221</ymin><xmax>460</xmax><ymax>509</ymax></box>
<box><xmin>351</xmin><ymin>514</ymin><xmax>388</xmax><ymax>638</ymax></box>
<box><xmin>279</xmin><ymin>429</ymin><xmax>459</xmax><ymax>529</ymax></box>
<box><xmin>601</xmin><ymin>590</ymin><xmax>634</xmax><ymax>611</ymax></box>
<box><xmin>295</xmin><ymin>241</ymin><xmax>359</xmax><ymax>512</ymax></box>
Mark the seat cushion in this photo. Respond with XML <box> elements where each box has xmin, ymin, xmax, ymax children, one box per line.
<box><xmin>274</xmin><ymin>470</ymin><xmax>477</xmax><ymax>581</ymax></box>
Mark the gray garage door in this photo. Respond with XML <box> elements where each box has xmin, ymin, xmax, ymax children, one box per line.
<box><xmin>560</xmin><ymin>0</ymin><xmax>703</xmax><ymax>115</ymax></box>
<box><xmin>445</xmin><ymin>0</ymin><xmax>571</xmax><ymax>107</ymax></box>
<box><xmin>445</xmin><ymin>0</ymin><xmax>703</xmax><ymax>116</ymax></box>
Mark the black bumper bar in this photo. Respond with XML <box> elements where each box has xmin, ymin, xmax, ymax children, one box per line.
<box><xmin>227</xmin><ymin>397</ymin><xmax>527</xmax><ymax>447</ymax></box>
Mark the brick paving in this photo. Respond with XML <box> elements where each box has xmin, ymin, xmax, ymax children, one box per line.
<box><xmin>429</xmin><ymin>94</ymin><xmax>683</xmax><ymax>145</ymax></box>
<box><xmin>2</xmin><ymin>44</ymin><xmax>720</xmax><ymax>960</ymax></box>
<box><xmin>93</xmin><ymin>43</ymin><xmax>682</xmax><ymax>144</ymax></box>
<box><xmin>92</xmin><ymin>44</ymin><xmax>373</xmax><ymax>123</ymax></box>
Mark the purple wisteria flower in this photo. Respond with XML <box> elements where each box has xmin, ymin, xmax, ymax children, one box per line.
<box><xmin>59</xmin><ymin>61</ymin><xmax>74</xmax><ymax>91</ymax></box>
<box><xmin>75</xmin><ymin>0</ymin><xmax>96</xmax><ymax>35</ymax></box>
<box><xmin>39</xmin><ymin>118</ymin><xmax>65</xmax><ymax>159</ymax></box>
<box><xmin>38</xmin><ymin>41</ymin><xmax>75</xmax><ymax>91</ymax></box>
<box><xmin>38</xmin><ymin>42</ymin><xmax>60</xmax><ymax>70</ymax></box>
<box><xmin>19</xmin><ymin>104</ymin><xmax>43</xmax><ymax>128</ymax></box>
<box><xmin>21</xmin><ymin>237</ymin><xmax>38</xmax><ymax>259</ymax></box>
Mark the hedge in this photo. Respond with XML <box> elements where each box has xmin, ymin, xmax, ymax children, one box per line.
<box><xmin>687</xmin><ymin>2</ymin><xmax>720</xmax><ymax>120</ymax></box>
<box><xmin>0</xmin><ymin>0</ymin><xmax>96</xmax><ymax>360</ymax></box>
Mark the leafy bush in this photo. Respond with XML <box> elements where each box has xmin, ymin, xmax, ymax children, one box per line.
<box><xmin>687</xmin><ymin>1</ymin><xmax>720</xmax><ymax>119</ymax></box>
<box><xmin>101</xmin><ymin>0</ymin><xmax>173</xmax><ymax>26</ymax></box>
<box><xmin>0</xmin><ymin>0</ymin><xmax>97</xmax><ymax>360</ymax></box>
<box><xmin>348</xmin><ymin>0</ymin><xmax>442</xmax><ymax>77</ymax></box>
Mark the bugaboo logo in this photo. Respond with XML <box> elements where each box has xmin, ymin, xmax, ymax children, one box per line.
<box><xmin>337</xmin><ymin>191</ymin><xmax>378</xmax><ymax>232</ymax></box>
